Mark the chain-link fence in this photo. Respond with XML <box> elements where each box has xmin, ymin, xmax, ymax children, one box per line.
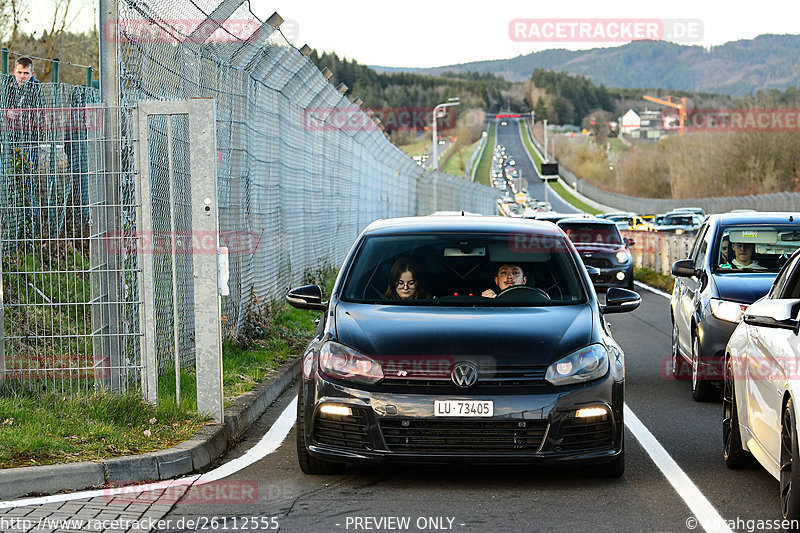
<box><xmin>0</xmin><ymin>64</ymin><xmax>141</xmax><ymax>393</ymax></box>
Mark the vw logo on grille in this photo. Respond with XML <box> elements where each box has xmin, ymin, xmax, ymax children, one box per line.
<box><xmin>451</xmin><ymin>362</ymin><xmax>478</xmax><ymax>388</ymax></box>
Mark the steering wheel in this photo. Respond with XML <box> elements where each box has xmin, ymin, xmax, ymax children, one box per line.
<box><xmin>496</xmin><ymin>285</ymin><xmax>551</xmax><ymax>300</ymax></box>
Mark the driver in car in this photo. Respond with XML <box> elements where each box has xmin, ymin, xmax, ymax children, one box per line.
<box><xmin>482</xmin><ymin>263</ymin><xmax>527</xmax><ymax>298</ymax></box>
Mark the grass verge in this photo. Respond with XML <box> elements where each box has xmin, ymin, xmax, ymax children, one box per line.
<box><xmin>0</xmin><ymin>390</ymin><xmax>206</xmax><ymax>468</ymax></box>
<box><xmin>0</xmin><ymin>267</ymin><xmax>336</xmax><ymax>468</ymax></box>
<box><xmin>549</xmin><ymin>181</ymin><xmax>604</xmax><ymax>216</ymax></box>
<box><xmin>473</xmin><ymin>122</ymin><xmax>496</xmax><ymax>186</ymax></box>
<box><xmin>634</xmin><ymin>267</ymin><xmax>674</xmax><ymax>293</ymax></box>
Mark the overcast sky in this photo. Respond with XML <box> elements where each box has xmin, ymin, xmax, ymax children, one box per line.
<box><xmin>26</xmin><ymin>0</ymin><xmax>799</xmax><ymax>68</ymax></box>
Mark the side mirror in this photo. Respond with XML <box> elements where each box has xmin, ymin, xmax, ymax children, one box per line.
<box><xmin>625</xmin><ymin>237</ymin><xmax>635</xmax><ymax>248</ymax></box>
<box><xmin>672</xmin><ymin>259</ymin><xmax>697</xmax><ymax>278</ymax></box>
<box><xmin>743</xmin><ymin>298</ymin><xmax>800</xmax><ymax>332</ymax></box>
<box><xmin>286</xmin><ymin>284</ymin><xmax>327</xmax><ymax>311</ymax></box>
<box><xmin>602</xmin><ymin>287</ymin><xmax>641</xmax><ymax>314</ymax></box>
<box><xmin>585</xmin><ymin>265</ymin><xmax>601</xmax><ymax>278</ymax></box>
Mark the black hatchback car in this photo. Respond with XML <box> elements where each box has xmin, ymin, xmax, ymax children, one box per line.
<box><xmin>287</xmin><ymin>216</ymin><xmax>641</xmax><ymax>477</ymax></box>
<box><xmin>558</xmin><ymin>218</ymin><xmax>634</xmax><ymax>290</ymax></box>
<box><xmin>671</xmin><ymin>212</ymin><xmax>800</xmax><ymax>401</ymax></box>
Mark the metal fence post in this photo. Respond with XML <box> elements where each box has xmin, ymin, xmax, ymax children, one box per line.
<box><xmin>133</xmin><ymin>103</ymin><xmax>158</xmax><ymax>403</ymax></box>
<box><xmin>189</xmin><ymin>98</ymin><xmax>223</xmax><ymax>423</ymax></box>
<box><xmin>98</xmin><ymin>0</ymin><xmax>123</xmax><ymax>390</ymax></box>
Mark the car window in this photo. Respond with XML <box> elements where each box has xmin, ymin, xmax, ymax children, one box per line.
<box><xmin>689</xmin><ymin>224</ymin><xmax>709</xmax><ymax>260</ymax></box>
<box><xmin>693</xmin><ymin>238</ymin><xmax>708</xmax><ymax>270</ymax></box>
<box><xmin>771</xmin><ymin>254</ymin><xmax>800</xmax><ymax>299</ymax></box>
<box><xmin>558</xmin><ymin>223</ymin><xmax>623</xmax><ymax>245</ymax></box>
<box><xmin>715</xmin><ymin>225</ymin><xmax>800</xmax><ymax>273</ymax></box>
<box><xmin>340</xmin><ymin>232</ymin><xmax>588</xmax><ymax>306</ymax></box>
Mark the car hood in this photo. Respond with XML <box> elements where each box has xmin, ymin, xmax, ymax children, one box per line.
<box><xmin>712</xmin><ymin>272</ymin><xmax>776</xmax><ymax>303</ymax></box>
<box><xmin>333</xmin><ymin>302</ymin><xmax>595</xmax><ymax>366</ymax></box>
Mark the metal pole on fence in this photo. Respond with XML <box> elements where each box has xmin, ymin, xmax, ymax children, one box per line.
<box><xmin>98</xmin><ymin>0</ymin><xmax>123</xmax><ymax>391</ymax></box>
<box><xmin>85</xmin><ymin>66</ymin><xmax>92</xmax><ymax>87</ymax></box>
<box><xmin>50</xmin><ymin>59</ymin><xmax>60</xmax><ymax>180</ymax></box>
<box><xmin>0</xmin><ymin>47</ymin><xmax>6</xmax><ymax>390</ymax></box>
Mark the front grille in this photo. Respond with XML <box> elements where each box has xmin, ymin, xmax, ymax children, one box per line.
<box><xmin>313</xmin><ymin>408</ymin><xmax>370</xmax><ymax>451</ymax></box>
<box><xmin>582</xmin><ymin>257</ymin><xmax>613</xmax><ymax>268</ymax></box>
<box><xmin>380</xmin><ymin>419</ymin><xmax>548</xmax><ymax>452</ymax></box>
<box><xmin>381</xmin><ymin>365</ymin><xmax>549</xmax><ymax>391</ymax></box>
<box><xmin>555</xmin><ymin>415</ymin><xmax>614</xmax><ymax>452</ymax></box>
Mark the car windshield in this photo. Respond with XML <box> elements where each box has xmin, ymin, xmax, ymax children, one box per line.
<box><xmin>340</xmin><ymin>232</ymin><xmax>587</xmax><ymax>306</ymax></box>
<box><xmin>715</xmin><ymin>225</ymin><xmax>800</xmax><ymax>272</ymax></box>
<box><xmin>559</xmin><ymin>223</ymin><xmax>623</xmax><ymax>245</ymax></box>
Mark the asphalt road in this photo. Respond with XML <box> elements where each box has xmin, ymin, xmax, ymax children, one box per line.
<box><xmin>495</xmin><ymin>119</ymin><xmax>578</xmax><ymax>215</ymax></box>
<box><xmin>160</xmin><ymin>288</ymin><xmax>785</xmax><ymax>533</ymax></box>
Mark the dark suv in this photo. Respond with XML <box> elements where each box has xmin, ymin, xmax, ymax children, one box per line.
<box><xmin>671</xmin><ymin>212</ymin><xmax>800</xmax><ymax>400</ymax></box>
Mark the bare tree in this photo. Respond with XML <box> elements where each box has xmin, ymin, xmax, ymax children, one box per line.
<box><xmin>581</xmin><ymin>109</ymin><xmax>613</xmax><ymax>145</ymax></box>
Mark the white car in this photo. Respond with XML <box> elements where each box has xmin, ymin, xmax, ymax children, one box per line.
<box><xmin>724</xmin><ymin>247</ymin><xmax>800</xmax><ymax>521</ymax></box>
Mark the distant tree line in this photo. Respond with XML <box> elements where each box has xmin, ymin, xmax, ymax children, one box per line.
<box><xmin>310</xmin><ymin>51</ymin><xmax>530</xmax><ymax>132</ymax></box>
<box><xmin>529</xmin><ymin>68</ymin><xmax>614</xmax><ymax>126</ymax></box>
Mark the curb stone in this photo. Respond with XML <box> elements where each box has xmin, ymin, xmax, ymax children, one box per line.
<box><xmin>0</xmin><ymin>358</ymin><xmax>300</xmax><ymax>500</ymax></box>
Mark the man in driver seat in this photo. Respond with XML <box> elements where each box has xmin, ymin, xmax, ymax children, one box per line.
<box><xmin>482</xmin><ymin>263</ymin><xmax>527</xmax><ymax>298</ymax></box>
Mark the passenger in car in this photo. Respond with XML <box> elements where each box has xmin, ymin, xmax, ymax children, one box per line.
<box><xmin>730</xmin><ymin>241</ymin><xmax>765</xmax><ymax>269</ymax></box>
<box><xmin>384</xmin><ymin>257</ymin><xmax>430</xmax><ymax>300</ymax></box>
<box><xmin>719</xmin><ymin>236</ymin><xmax>730</xmax><ymax>265</ymax></box>
<box><xmin>482</xmin><ymin>263</ymin><xmax>528</xmax><ymax>298</ymax></box>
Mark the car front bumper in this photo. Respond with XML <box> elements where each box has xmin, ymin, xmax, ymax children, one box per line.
<box><xmin>299</xmin><ymin>373</ymin><xmax>624</xmax><ymax>466</ymax></box>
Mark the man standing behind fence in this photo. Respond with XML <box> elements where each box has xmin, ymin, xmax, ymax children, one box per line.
<box><xmin>5</xmin><ymin>56</ymin><xmax>45</xmax><ymax>170</ymax></box>
<box><xmin>3</xmin><ymin>56</ymin><xmax>46</xmax><ymax>236</ymax></box>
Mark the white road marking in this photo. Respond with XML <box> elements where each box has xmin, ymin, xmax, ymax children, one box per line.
<box><xmin>0</xmin><ymin>399</ymin><xmax>298</xmax><ymax>509</ymax></box>
<box><xmin>625</xmin><ymin>404</ymin><xmax>733</xmax><ymax>533</ymax></box>
<box><xmin>197</xmin><ymin>397</ymin><xmax>297</xmax><ymax>483</ymax></box>
<box><xmin>0</xmin><ymin>475</ymin><xmax>199</xmax><ymax>510</ymax></box>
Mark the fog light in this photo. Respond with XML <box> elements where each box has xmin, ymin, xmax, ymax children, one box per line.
<box><xmin>616</xmin><ymin>271</ymin><xmax>625</xmax><ymax>281</ymax></box>
<box><xmin>576</xmin><ymin>406</ymin><xmax>607</xmax><ymax>418</ymax></box>
<box><xmin>320</xmin><ymin>404</ymin><xmax>352</xmax><ymax>416</ymax></box>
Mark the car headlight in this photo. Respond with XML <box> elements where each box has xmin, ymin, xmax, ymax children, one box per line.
<box><xmin>319</xmin><ymin>341</ymin><xmax>384</xmax><ymax>384</ymax></box>
<box><xmin>545</xmin><ymin>344</ymin><xmax>609</xmax><ymax>386</ymax></box>
<box><xmin>615</xmin><ymin>250</ymin><xmax>630</xmax><ymax>264</ymax></box>
<box><xmin>710</xmin><ymin>299</ymin><xmax>749</xmax><ymax>323</ymax></box>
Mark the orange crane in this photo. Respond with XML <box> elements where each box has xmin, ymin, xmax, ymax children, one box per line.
<box><xmin>642</xmin><ymin>95</ymin><xmax>687</xmax><ymax>135</ymax></box>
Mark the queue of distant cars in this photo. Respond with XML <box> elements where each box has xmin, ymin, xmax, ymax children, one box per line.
<box><xmin>493</xmin><ymin>144</ymin><xmax>550</xmax><ymax>217</ymax></box>
<box><xmin>600</xmin><ymin>207</ymin><xmax>707</xmax><ymax>234</ymax></box>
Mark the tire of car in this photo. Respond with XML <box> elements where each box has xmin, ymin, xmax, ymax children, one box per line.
<box><xmin>671</xmin><ymin>319</ymin><xmax>689</xmax><ymax>380</ymax></box>
<box><xmin>594</xmin><ymin>434</ymin><xmax>624</xmax><ymax>478</ymax></box>
<box><xmin>723</xmin><ymin>355</ymin><xmax>758</xmax><ymax>469</ymax></box>
<box><xmin>781</xmin><ymin>398</ymin><xmax>800</xmax><ymax>521</ymax></box>
<box><xmin>691</xmin><ymin>334</ymin><xmax>719</xmax><ymax>402</ymax></box>
<box><xmin>296</xmin><ymin>387</ymin><xmax>346</xmax><ymax>475</ymax></box>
